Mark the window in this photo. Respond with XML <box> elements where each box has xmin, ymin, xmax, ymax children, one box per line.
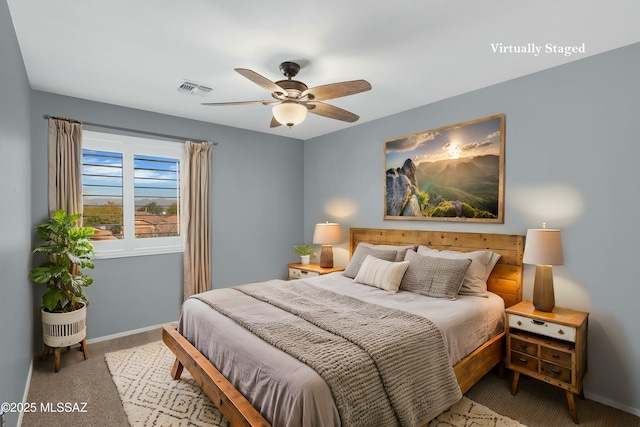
<box><xmin>82</xmin><ymin>130</ymin><xmax>183</xmax><ymax>258</ymax></box>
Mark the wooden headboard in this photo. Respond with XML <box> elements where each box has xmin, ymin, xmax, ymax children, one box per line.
<box><xmin>350</xmin><ymin>228</ymin><xmax>524</xmax><ymax>307</ymax></box>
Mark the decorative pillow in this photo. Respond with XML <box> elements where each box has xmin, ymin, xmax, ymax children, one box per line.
<box><xmin>353</xmin><ymin>255</ymin><xmax>410</xmax><ymax>293</ymax></box>
<box><xmin>416</xmin><ymin>246</ymin><xmax>501</xmax><ymax>297</ymax></box>
<box><xmin>360</xmin><ymin>243</ymin><xmax>415</xmax><ymax>262</ymax></box>
<box><xmin>400</xmin><ymin>250</ymin><xmax>471</xmax><ymax>299</ymax></box>
<box><xmin>342</xmin><ymin>244</ymin><xmax>398</xmax><ymax>278</ymax></box>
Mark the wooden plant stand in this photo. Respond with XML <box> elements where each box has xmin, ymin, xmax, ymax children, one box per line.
<box><xmin>41</xmin><ymin>338</ymin><xmax>88</xmax><ymax>373</ymax></box>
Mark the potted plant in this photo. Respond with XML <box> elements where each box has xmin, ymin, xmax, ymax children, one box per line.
<box><xmin>293</xmin><ymin>244</ymin><xmax>314</xmax><ymax>265</ymax></box>
<box><xmin>30</xmin><ymin>210</ymin><xmax>95</xmax><ymax>357</ymax></box>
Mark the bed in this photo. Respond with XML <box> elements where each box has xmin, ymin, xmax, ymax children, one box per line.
<box><xmin>163</xmin><ymin>228</ymin><xmax>524</xmax><ymax>427</ymax></box>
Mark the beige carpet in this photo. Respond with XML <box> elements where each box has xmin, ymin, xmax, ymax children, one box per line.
<box><xmin>106</xmin><ymin>341</ymin><xmax>526</xmax><ymax>427</ymax></box>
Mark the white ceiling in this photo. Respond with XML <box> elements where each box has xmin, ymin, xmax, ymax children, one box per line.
<box><xmin>7</xmin><ymin>0</ymin><xmax>640</xmax><ymax>140</ymax></box>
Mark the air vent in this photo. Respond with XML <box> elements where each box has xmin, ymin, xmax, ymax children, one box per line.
<box><xmin>177</xmin><ymin>80</ymin><xmax>214</xmax><ymax>96</ymax></box>
<box><xmin>192</xmin><ymin>85</ymin><xmax>213</xmax><ymax>96</ymax></box>
<box><xmin>177</xmin><ymin>81</ymin><xmax>198</xmax><ymax>93</ymax></box>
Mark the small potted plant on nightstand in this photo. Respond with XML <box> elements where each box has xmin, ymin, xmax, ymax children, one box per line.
<box><xmin>29</xmin><ymin>210</ymin><xmax>95</xmax><ymax>371</ymax></box>
<box><xmin>293</xmin><ymin>244</ymin><xmax>314</xmax><ymax>265</ymax></box>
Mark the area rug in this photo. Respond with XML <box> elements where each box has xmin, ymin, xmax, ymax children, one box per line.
<box><xmin>106</xmin><ymin>341</ymin><xmax>526</xmax><ymax>427</ymax></box>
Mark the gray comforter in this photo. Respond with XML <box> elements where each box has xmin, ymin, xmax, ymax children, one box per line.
<box><xmin>193</xmin><ymin>279</ymin><xmax>462</xmax><ymax>427</ymax></box>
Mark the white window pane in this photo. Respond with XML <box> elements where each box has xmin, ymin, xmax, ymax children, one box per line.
<box><xmin>81</xmin><ymin>131</ymin><xmax>184</xmax><ymax>258</ymax></box>
<box><xmin>134</xmin><ymin>154</ymin><xmax>180</xmax><ymax>239</ymax></box>
<box><xmin>82</xmin><ymin>149</ymin><xmax>124</xmax><ymax>239</ymax></box>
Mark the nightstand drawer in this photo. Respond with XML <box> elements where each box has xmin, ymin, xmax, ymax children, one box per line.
<box><xmin>510</xmin><ymin>336</ymin><xmax>538</xmax><ymax>357</ymax></box>
<box><xmin>509</xmin><ymin>351</ymin><xmax>538</xmax><ymax>373</ymax></box>
<box><xmin>288</xmin><ymin>268</ymin><xmax>320</xmax><ymax>280</ymax></box>
<box><xmin>541</xmin><ymin>361</ymin><xmax>572</xmax><ymax>384</ymax></box>
<box><xmin>508</xmin><ymin>313</ymin><xmax>576</xmax><ymax>342</ymax></box>
<box><xmin>540</xmin><ymin>346</ymin><xmax>572</xmax><ymax>368</ymax></box>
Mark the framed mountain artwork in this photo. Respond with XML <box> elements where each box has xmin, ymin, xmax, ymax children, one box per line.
<box><xmin>384</xmin><ymin>114</ymin><xmax>505</xmax><ymax>222</ymax></box>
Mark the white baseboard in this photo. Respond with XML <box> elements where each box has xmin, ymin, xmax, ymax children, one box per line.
<box><xmin>17</xmin><ymin>361</ymin><xmax>33</xmax><ymax>427</ymax></box>
<box><xmin>585</xmin><ymin>391</ymin><xmax>640</xmax><ymax>417</ymax></box>
<box><xmin>86</xmin><ymin>321</ymin><xmax>177</xmax><ymax>345</ymax></box>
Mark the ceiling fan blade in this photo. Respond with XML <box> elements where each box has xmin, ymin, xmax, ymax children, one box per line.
<box><xmin>270</xmin><ymin>116</ymin><xmax>282</xmax><ymax>128</ymax></box>
<box><xmin>235</xmin><ymin>68</ymin><xmax>288</xmax><ymax>96</ymax></box>
<box><xmin>302</xmin><ymin>80</ymin><xmax>371</xmax><ymax>102</ymax></box>
<box><xmin>201</xmin><ymin>100</ymin><xmax>275</xmax><ymax>106</ymax></box>
<box><xmin>306</xmin><ymin>102</ymin><xmax>360</xmax><ymax>123</ymax></box>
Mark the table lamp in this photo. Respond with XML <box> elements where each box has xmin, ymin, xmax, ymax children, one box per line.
<box><xmin>523</xmin><ymin>224</ymin><xmax>564</xmax><ymax>312</ymax></box>
<box><xmin>313</xmin><ymin>222</ymin><xmax>341</xmax><ymax>268</ymax></box>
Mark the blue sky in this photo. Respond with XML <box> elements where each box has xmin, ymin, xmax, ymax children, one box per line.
<box><xmin>82</xmin><ymin>150</ymin><xmax>179</xmax><ymax>202</ymax></box>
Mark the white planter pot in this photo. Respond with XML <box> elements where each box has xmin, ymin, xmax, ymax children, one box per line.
<box><xmin>42</xmin><ymin>303</ymin><xmax>87</xmax><ymax>348</ymax></box>
<box><xmin>300</xmin><ymin>255</ymin><xmax>310</xmax><ymax>265</ymax></box>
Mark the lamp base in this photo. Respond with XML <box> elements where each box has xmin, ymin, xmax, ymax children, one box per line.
<box><xmin>532</xmin><ymin>264</ymin><xmax>555</xmax><ymax>312</ymax></box>
<box><xmin>319</xmin><ymin>245</ymin><xmax>334</xmax><ymax>268</ymax></box>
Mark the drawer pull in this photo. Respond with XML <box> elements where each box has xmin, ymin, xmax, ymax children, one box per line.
<box><xmin>519</xmin><ymin>344</ymin><xmax>527</xmax><ymax>351</ymax></box>
<box><xmin>518</xmin><ymin>357</ymin><xmax>528</xmax><ymax>363</ymax></box>
<box><xmin>531</xmin><ymin>320</ymin><xmax>546</xmax><ymax>326</ymax></box>
<box><xmin>552</xmin><ymin>353</ymin><xmax>560</xmax><ymax>358</ymax></box>
<box><xmin>517</xmin><ymin>321</ymin><xmax>522</xmax><ymax>326</ymax></box>
<box><xmin>558</xmin><ymin>329</ymin><xmax>565</xmax><ymax>335</ymax></box>
<box><xmin>551</xmin><ymin>368</ymin><xmax>562</xmax><ymax>375</ymax></box>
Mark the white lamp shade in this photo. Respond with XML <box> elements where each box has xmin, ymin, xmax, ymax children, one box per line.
<box><xmin>272</xmin><ymin>102</ymin><xmax>307</xmax><ymax>127</ymax></box>
<box><xmin>313</xmin><ymin>223</ymin><xmax>341</xmax><ymax>245</ymax></box>
<box><xmin>523</xmin><ymin>228</ymin><xmax>564</xmax><ymax>266</ymax></box>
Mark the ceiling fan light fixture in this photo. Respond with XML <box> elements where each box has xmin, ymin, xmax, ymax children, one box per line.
<box><xmin>208</xmin><ymin>62</ymin><xmax>371</xmax><ymax>128</ymax></box>
<box><xmin>272</xmin><ymin>101</ymin><xmax>307</xmax><ymax>127</ymax></box>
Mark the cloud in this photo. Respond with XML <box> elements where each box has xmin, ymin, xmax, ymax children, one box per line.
<box><xmin>420</xmin><ymin>131</ymin><xmax>440</xmax><ymax>143</ymax></box>
<box><xmin>83</xmin><ymin>165</ymin><xmax>121</xmax><ymax>176</ymax></box>
<box><xmin>486</xmin><ymin>131</ymin><xmax>500</xmax><ymax>140</ymax></box>
<box><xmin>386</xmin><ymin>136</ymin><xmax>419</xmax><ymax>152</ymax></box>
<box><xmin>461</xmin><ymin>140</ymin><xmax>492</xmax><ymax>151</ymax></box>
<box><xmin>386</xmin><ymin>131</ymin><xmax>441</xmax><ymax>152</ymax></box>
<box><xmin>413</xmin><ymin>154</ymin><xmax>435</xmax><ymax>164</ymax></box>
<box><xmin>135</xmin><ymin>169</ymin><xmax>173</xmax><ymax>179</ymax></box>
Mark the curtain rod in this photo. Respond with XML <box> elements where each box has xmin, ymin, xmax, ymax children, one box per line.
<box><xmin>43</xmin><ymin>115</ymin><xmax>218</xmax><ymax>145</ymax></box>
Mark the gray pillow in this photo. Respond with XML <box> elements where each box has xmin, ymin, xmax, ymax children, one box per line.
<box><xmin>416</xmin><ymin>246</ymin><xmax>500</xmax><ymax>297</ymax></box>
<box><xmin>342</xmin><ymin>244</ymin><xmax>398</xmax><ymax>278</ymax></box>
<box><xmin>400</xmin><ymin>250</ymin><xmax>472</xmax><ymax>300</ymax></box>
<box><xmin>359</xmin><ymin>243</ymin><xmax>414</xmax><ymax>262</ymax></box>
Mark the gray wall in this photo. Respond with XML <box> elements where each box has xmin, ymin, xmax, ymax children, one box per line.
<box><xmin>304</xmin><ymin>43</ymin><xmax>640</xmax><ymax>414</ymax></box>
<box><xmin>30</xmin><ymin>91</ymin><xmax>305</xmax><ymax>341</ymax></box>
<box><xmin>5</xmin><ymin>0</ymin><xmax>639</xmax><ymax>417</ymax></box>
<box><xmin>0</xmin><ymin>1</ymin><xmax>33</xmax><ymax>426</ymax></box>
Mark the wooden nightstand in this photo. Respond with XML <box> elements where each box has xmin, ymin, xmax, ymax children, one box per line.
<box><xmin>287</xmin><ymin>263</ymin><xmax>344</xmax><ymax>280</ymax></box>
<box><xmin>506</xmin><ymin>300</ymin><xmax>589</xmax><ymax>423</ymax></box>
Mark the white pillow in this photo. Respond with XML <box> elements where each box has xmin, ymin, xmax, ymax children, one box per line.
<box><xmin>353</xmin><ymin>255</ymin><xmax>410</xmax><ymax>293</ymax></box>
<box><xmin>359</xmin><ymin>243</ymin><xmax>414</xmax><ymax>262</ymax></box>
<box><xmin>416</xmin><ymin>246</ymin><xmax>500</xmax><ymax>297</ymax></box>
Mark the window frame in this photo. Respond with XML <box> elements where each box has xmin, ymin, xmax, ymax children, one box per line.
<box><xmin>82</xmin><ymin>130</ymin><xmax>184</xmax><ymax>259</ymax></box>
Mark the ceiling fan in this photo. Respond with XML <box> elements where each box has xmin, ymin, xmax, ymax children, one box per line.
<box><xmin>202</xmin><ymin>61</ymin><xmax>372</xmax><ymax>128</ymax></box>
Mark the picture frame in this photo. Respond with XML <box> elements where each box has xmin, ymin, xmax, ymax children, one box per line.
<box><xmin>384</xmin><ymin>114</ymin><xmax>505</xmax><ymax>222</ymax></box>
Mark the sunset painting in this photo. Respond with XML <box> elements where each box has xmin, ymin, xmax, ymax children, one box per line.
<box><xmin>384</xmin><ymin>114</ymin><xmax>504</xmax><ymax>222</ymax></box>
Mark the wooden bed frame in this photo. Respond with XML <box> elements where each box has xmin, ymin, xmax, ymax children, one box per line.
<box><xmin>163</xmin><ymin>228</ymin><xmax>524</xmax><ymax>427</ymax></box>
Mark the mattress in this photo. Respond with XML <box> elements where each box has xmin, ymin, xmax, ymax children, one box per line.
<box><xmin>178</xmin><ymin>272</ymin><xmax>505</xmax><ymax>427</ymax></box>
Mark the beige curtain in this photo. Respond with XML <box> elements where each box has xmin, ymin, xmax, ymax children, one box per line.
<box><xmin>182</xmin><ymin>141</ymin><xmax>213</xmax><ymax>299</ymax></box>
<box><xmin>48</xmin><ymin>118</ymin><xmax>83</xmax><ymax>218</ymax></box>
